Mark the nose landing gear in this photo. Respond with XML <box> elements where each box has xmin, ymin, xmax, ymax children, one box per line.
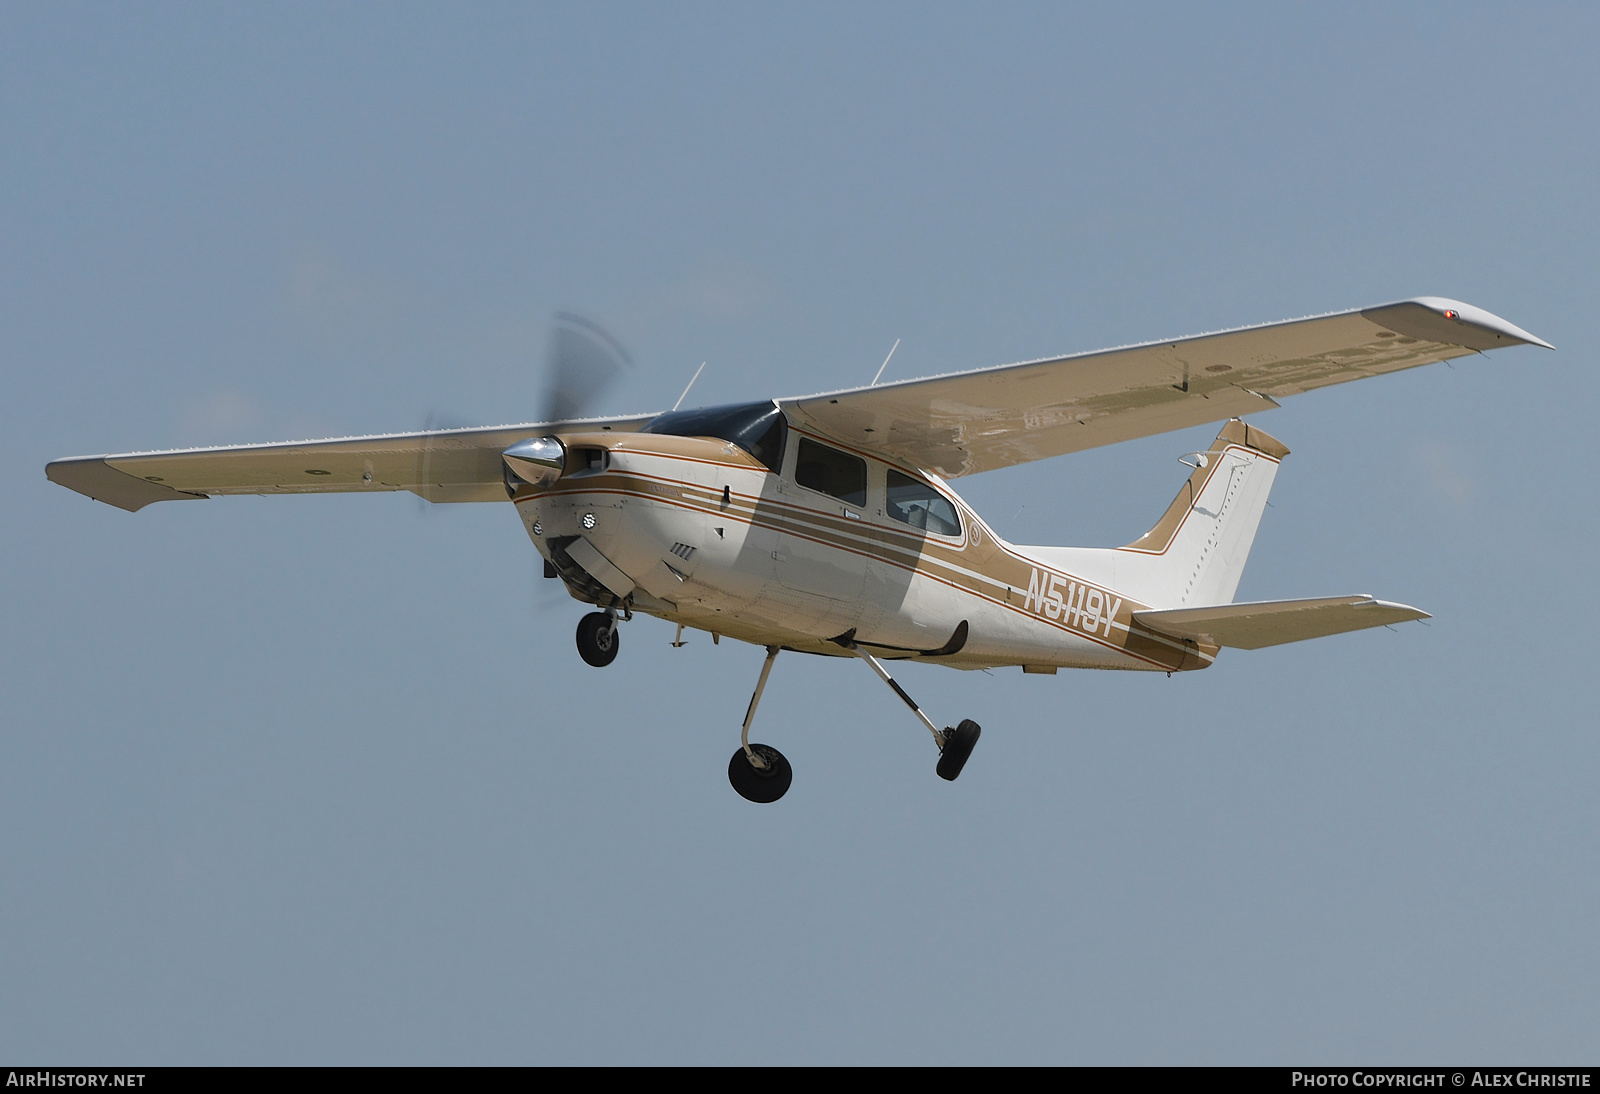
<box><xmin>576</xmin><ymin>610</ymin><xmax>621</xmax><ymax>667</ymax></box>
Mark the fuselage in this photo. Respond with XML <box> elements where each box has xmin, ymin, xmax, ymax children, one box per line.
<box><xmin>510</xmin><ymin>409</ymin><xmax>1215</xmax><ymax>674</ymax></box>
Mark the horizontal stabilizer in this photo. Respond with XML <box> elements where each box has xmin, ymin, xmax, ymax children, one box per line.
<box><xmin>1133</xmin><ymin>595</ymin><xmax>1428</xmax><ymax>650</ymax></box>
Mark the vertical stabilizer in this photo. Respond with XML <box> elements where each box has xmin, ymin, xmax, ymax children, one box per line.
<box><xmin>1117</xmin><ymin>419</ymin><xmax>1288</xmax><ymax>607</ymax></box>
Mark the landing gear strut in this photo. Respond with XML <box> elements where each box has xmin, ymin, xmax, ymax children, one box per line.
<box><xmin>728</xmin><ymin>645</ymin><xmax>792</xmax><ymax>803</ymax></box>
<box><xmin>576</xmin><ymin>611</ymin><xmax>620</xmax><ymax>667</ymax></box>
<box><xmin>847</xmin><ymin>644</ymin><xmax>982</xmax><ymax>782</ymax></box>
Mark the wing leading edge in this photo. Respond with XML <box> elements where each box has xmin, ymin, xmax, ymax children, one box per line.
<box><xmin>783</xmin><ymin>297</ymin><xmax>1550</xmax><ymax>477</ymax></box>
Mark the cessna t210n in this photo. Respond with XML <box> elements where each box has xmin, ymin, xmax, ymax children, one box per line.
<box><xmin>48</xmin><ymin>297</ymin><xmax>1550</xmax><ymax>802</ymax></box>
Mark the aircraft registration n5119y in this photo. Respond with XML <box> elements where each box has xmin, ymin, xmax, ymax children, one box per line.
<box><xmin>48</xmin><ymin>297</ymin><xmax>1550</xmax><ymax>802</ymax></box>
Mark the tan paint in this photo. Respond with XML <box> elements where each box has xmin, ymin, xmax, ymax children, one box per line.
<box><xmin>514</xmin><ymin>429</ymin><xmax>1224</xmax><ymax>673</ymax></box>
<box><xmin>1120</xmin><ymin>418</ymin><xmax>1287</xmax><ymax>555</ymax></box>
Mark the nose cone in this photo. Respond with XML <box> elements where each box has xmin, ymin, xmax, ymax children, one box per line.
<box><xmin>503</xmin><ymin>436</ymin><xmax>566</xmax><ymax>487</ymax></box>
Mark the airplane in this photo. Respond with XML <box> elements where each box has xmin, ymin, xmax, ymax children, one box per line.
<box><xmin>47</xmin><ymin>296</ymin><xmax>1550</xmax><ymax>803</ymax></box>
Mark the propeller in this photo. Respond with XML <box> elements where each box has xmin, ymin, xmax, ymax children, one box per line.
<box><xmin>416</xmin><ymin>311</ymin><xmax>634</xmax><ymax>508</ymax></box>
<box><xmin>412</xmin><ymin>408</ymin><xmax>475</xmax><ymax>515</ymax></box>
<box><xmin>540</xmin><ymin>311</ymin><xmax>633</xmax><ymax>425</ymax></box>
<box><xmin>415</xmin><ymin>313</ymin><xmax>636</xmax><ymax>610</ymax></box>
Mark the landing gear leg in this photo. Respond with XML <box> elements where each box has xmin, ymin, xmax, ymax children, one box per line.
<box><xmin>576</xmin><ymin>610</ymin><xmax>621</xmax><ymax>667</ymax></box>
<box><xmin>847</xmin><ymin>645</ymin><xmax>982</xmax><ymax>782</ymax></box>
<box><xmin>727</xmin><ymin>645</ymin><xmax>792</xmax><ymax>803</ymax></box>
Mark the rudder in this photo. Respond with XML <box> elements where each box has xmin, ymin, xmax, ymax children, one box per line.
<box><xmin>1118</xmin><ymin>419</ymin><xmax>1288</xmax><ymax>607</ymax></box>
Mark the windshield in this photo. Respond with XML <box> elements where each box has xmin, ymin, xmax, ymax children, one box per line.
<box><xmin>642</xmin><ymin>400</ymin><xmax>787</xmax><ymax>471</ymax></box>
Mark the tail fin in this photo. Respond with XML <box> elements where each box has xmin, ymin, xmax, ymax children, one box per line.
<box><xmin>1117</xmin><ymin>419</ymin><xmax>1288</xmax><ymax>607</ymax></box>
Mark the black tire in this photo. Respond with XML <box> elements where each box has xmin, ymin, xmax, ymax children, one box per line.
<box><xmin>936</xmin><ymin>719</ymin><xmax>981</xmax><ymax>782</ymax></box>
<box><xmin>576</xmin><ymin>612</ymin><xmax>620</xmax><ymax>667</ymax></box>
<box><xmin>728</xmin><ymin>744</ymin><xmax>792</xmax><ymax>803</ymax></box>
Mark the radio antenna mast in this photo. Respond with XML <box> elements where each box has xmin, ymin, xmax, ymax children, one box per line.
<box><xmin>672</xmin><ymin>362</ymin><xmax>707</xmax><ymax>411</ymax></box>
<box><xmin>870</xmin><ymin>339</ymin><xmax>901</xmax><ymax>386</ymax></box>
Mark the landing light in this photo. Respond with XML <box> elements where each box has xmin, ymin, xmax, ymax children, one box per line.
<box><xmin>581</xmin><ymin>512</ymin><xmax>597</xmax><ymax>530</ymax></box>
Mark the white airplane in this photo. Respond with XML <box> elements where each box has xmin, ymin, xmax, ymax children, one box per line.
<box><xmin>48</xmin><ymin>297</ymin><xmax>1550</xmax><ymax>802</ymax></box>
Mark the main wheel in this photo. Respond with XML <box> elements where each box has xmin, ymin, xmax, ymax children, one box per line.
<box><xmin>576</xmin><ymin>612</ymin><xmax>620</xmax><ymax>667</ymax></box>
<box><xmin>728</xmin><ymin>744</ymin><xmax>792</xmax><ymax>803</ymax></box>
<box><xmin>936</xmin><ymin>719</ymin><xmax>981</xmax><ymax>781</ymax></box>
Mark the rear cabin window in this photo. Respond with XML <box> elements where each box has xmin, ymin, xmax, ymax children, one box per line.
<box><xmin>886</xmin><ymin>470</ymin><xmax>961</xmax><ymax>537</ymax></box>
<box><xmin>794</xmin><ymin>438</ymin><xmax>867</xmax><ymax>507</ymax></box>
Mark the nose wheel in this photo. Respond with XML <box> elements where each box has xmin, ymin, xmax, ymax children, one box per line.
<box><xmin>576</xmin><ymin>611</ymin><xmax>620</xmax><ymax>667</ymax></box>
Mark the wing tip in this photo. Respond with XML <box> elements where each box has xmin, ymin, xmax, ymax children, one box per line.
<box><xmin>46</xmin><ymin>456</ymin><xmax>208</xmax><ymax>512</ymax></box>
<box><xmin>1382</xmin><ymin>297</ymin><xmax>1554</xmax><ymax>350</ymax></box>
<box><xmin>1360</xmin><ymin>597</ymin><xmax>1431</xmax><ymax>622</ymax></box>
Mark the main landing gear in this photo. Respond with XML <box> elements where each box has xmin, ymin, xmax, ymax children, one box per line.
<box><xmin>576</xmin><ymin>610</ymin><xmax>620</xmax><ymax>667</ymax></box>
<box><xmin>728</xmin><ymin>645</ymin><xmax>792</xmax><ymax>803</ymax></box>
<box><xmin>936</xmin><ymin>718</ymin><xmax>982</xmax><ymax>782</ymax></box>
<box><xmin>729</xmin><ymin>743</ymin><xmax>792</xmax><ymax>804</ymax></box>
<box><xmin>846</xmin><ymin>644</ymin><xmax>981</xmax><ymax>782</ymax></box>
<box><xmin>726</xmin><ymin>641</ymin><xmax>982</xmax><ymax>804</ymax></box>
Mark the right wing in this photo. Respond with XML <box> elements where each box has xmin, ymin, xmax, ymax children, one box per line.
<box><xmin>1133</xmin><ymin>595</ymin><xmax>1429</xmax><ymax>650</ymax></box>
<box><xmin>785</xmin><ymin>297</ymin><xmax>1551</xmax><ymax>478</ymax></box>
<box><xmin>46</xmin><ymin>413</ymin><xmax>658</xmax><ymax>512</ymax></box>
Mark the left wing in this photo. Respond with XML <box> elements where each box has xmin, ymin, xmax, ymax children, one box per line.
<box><xmin>47</xmin><ymin>413</ymin><xmax>657</xmax><ymax>512</ymax></box>
<box><xmin>783</xmin><ymin>297</ymin><xmax>1550</xmax><ymax>477</ymax></box>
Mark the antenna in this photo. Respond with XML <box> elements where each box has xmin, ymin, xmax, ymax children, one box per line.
<box><xmin>672</xmin><ymin>362</ymin><xmax>706</xmax><ymax>412</ymax></box>
<box><xmin>870</xmin><ymin>339</ymin><xmax>901</xmax><ymax>386</ymax></box>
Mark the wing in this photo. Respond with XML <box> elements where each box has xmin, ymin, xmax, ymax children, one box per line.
<box><xmin>1133</xmin><ymin>595</ymin><xmax>1429</xmax><ymax>650</ymax></box>
<box><xmin>46</xmin><ymin>413</ymin><xmax>658</xmax><ymax>512</ymax></box>
<box><xmin>782</xmin><ymin>297</ymin><xmax>1551</xmax><ymax>477</ymax></box>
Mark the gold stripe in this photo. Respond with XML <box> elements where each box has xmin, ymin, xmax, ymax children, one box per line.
<box><xmin>518</xmin><ymin>461</ymin><xmax>1210</xmax><ymax>671</ymax></box>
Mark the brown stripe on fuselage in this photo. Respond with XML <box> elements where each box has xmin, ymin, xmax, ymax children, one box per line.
<box><xmin>515</xmin><ymin>438</ymin><xmax>1213</xmax><ymax>671</ymax></box>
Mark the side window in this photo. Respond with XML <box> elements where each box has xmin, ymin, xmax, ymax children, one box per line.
<box><xmin>886</xmin><ymin>470</ymin><xmax>962</xmax><ymax>537</ymax></box>
<box><xmin>794</xmin><ymin>438</ymin><xmax>867</xmax><ymax>507</ymax></box>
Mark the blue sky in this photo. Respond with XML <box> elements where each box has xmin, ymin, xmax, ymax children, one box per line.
<box><xmin>3</xmin><ymin>3</ymin><xmax>1596</xmax><ymax>1063</ymax></box>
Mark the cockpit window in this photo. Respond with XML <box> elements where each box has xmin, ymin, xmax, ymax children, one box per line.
<box><xmin>641</xmin><ymin>400</ymin><xmax>787</xmax><ymax>471</ymax></box>
<box><xmin>794</xmin><ymin>438</ymin><xmax>867</xmax><ymax>507</ymax></box>
<box><xmin>886</xmin><ymin>470</ymin><xmax>961</xmax><ymax>537</ymax></box>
